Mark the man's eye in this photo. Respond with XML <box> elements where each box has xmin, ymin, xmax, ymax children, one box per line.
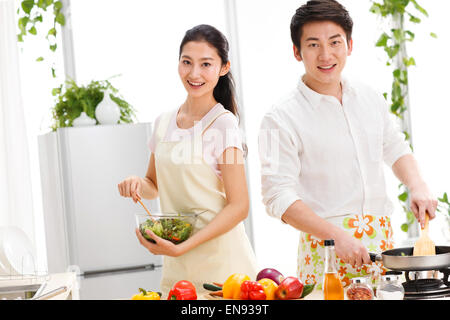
<box><xmin>331</xmin><ymin>41</ymin><xmax>341</xmax><ymax>46</ymax></box>
<box><xmin>309</xmin><ymin>43</ymin><xmax>319</xmax><ymax>48</ymax></box>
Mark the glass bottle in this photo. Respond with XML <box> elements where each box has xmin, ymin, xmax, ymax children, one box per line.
<box><xmin>376</xmin><ymin>275</ymin><xmax>404</xmax><ymax>300</ymax></box>
<box><xmin>323</xmin><ymin>239</ymin><xmax>344</xmax><ymax>300</ymax></box>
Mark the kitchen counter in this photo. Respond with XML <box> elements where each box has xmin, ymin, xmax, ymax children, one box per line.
<box><xmin>0</xmin><ymin>272</ymin><xmax>79</xmax><ymax>300</ymax></box>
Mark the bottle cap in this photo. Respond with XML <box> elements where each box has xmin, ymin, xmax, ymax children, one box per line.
<box><xmin>324</xmin><ymin>239</ymin><xmax>335</xmax><ymax>246</ymax></box>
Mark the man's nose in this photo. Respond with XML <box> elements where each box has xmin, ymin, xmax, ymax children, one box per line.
<box><xmin>319</xmin><ymin>46</ymin><xmax>332</xmax><ymax>61</ymax></box>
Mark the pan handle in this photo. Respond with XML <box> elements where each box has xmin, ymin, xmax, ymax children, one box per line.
<box><xmin>369</xmin><ymin>253</ymin><xmax>382</xmax><ymax>263</ymax></box>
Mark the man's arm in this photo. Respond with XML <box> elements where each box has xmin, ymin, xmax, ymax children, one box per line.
<box><xmin>392</xmin><ymin>154</ymin><xmax>438</xmax><ymax>228</ymax></box>
<box><xmin>258</xmin><ymin>112</ymin><xmax>370</xmax><ymax>267</ymax></box>
<box><xmin>282</xmin><ymin>200</ymin><xmax>371</xmax><ymax>267</ymax></box>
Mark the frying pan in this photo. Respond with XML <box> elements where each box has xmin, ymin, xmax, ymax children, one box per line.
<box><xmin>369</xmin><ymin>246</ymin><xmax>450</xmax><ymax>271</ymax></box>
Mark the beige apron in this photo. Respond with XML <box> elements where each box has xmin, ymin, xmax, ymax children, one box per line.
<box><xmin>154</xmin><ymin>109</ymin><xmax>258</xmax><ymax>297</ymax></box>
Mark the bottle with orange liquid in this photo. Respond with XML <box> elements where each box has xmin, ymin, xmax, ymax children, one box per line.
<box><xmin>323</xmin><ymin>239</ymin><xmax>344</xmax><ymax>300</ymax></box>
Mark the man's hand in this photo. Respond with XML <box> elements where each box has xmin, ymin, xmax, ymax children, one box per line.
<box><xmin>409</xmin><ymin>183</ymin><xmax>438</xmax><ymax>229</ymax></box>
<box><xmin>334</xmin><ymin>231</ymin><xmax>372</xmax><ymax>267</ymax></box>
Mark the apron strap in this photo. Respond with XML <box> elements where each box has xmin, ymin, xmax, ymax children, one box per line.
<box><xmin>155</xmin><ymin>111</ymin><xmax>174</xmax><ymax>144</ymax></box>
<box><xmin>201</xmin><ymin>111</ymin><xmax>231</xmax><ymax>136</ymax></box>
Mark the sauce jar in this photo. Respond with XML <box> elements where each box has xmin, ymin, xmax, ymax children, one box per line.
<box><xmin>346</xmin><ymin>277</ymin><xmax>374</xmax><ymax>300</ymax></box>
<box><xmin>376</xmin><ymin>275</ymin><xmax>404</xmax><ymax>300</ymax></box>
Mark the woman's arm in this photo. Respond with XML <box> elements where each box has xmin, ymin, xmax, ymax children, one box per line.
<box><xmin>118</xmin><ymin>153</ymin><xmax>158</xmax><ymax>202</ymax></box>
<box><xmin>136</xmin><ymin>147</ymin><xmax>249</xmax><ymax>257</ymax></box>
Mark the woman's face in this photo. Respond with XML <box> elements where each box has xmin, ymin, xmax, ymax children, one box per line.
<box><xmin>178</xmin><ymin>41</ymin><xmax>229</xmax><ymax>99</ymax></box>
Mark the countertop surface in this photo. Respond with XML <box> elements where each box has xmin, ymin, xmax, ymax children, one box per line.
<box><xmin>0</xmin><ymin>272</ymin><xmax>78</xmax><ymax>300</ymax></box>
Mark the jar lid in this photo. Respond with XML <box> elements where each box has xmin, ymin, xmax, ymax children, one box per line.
<box><xmin>381</xmin><ymin>275</ymin><xmax>398</xmax><ymax>281</ymax></box>
<box><xmin>351</xmin><ymin>277</ymin><xmax>368</xmax><ymax>284</ymax></box>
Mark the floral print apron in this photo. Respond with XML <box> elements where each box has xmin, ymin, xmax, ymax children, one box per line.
<box><xmin>297</xmin><ymin>214</ymin><xmax>394</xmax><ymax>290</ymax></box>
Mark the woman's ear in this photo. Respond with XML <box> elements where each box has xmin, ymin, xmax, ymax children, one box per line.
<box><xmin>220</xmin><ymin>61</ymin><xmax>231</xmax><ymax>76</ymax></box>
<box><xmin>293</xmin><ymin>44</ymin><xmax>302</xmax><ymax>62</ymax></box>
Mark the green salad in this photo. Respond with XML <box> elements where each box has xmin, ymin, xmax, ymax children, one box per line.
<box><xmin>139</xmin><ymin>218</ymin><xmax>193</xmax><ymax>244</ymax></box>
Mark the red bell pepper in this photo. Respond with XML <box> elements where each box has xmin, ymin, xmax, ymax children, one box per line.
<box><xmin>168</xmin><ymin>280</ymin><xmax>197</xmax><ymax>300</ymax></box>
<box><xmin>239</xmin><ymin>280</ymin><xmax>267</xmax><ymax>300</ymax></box>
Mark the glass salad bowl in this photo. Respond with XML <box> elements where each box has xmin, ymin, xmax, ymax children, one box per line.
<box><xmin>135</xmin><ymin>212</ymin><xmax>200</xmax><ymax>245</ymax></box>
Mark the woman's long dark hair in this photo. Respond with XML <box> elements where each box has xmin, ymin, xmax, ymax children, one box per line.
<box><xmin>179</xmin><ymin>24</ymin><xmax>239</xmax><ymax>119</ymax></box>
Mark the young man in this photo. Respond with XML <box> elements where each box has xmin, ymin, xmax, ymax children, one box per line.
<box><xmin>258</xmin><ymin>0</ymin><xmax>437</xmax><ymax>288</ymax></box>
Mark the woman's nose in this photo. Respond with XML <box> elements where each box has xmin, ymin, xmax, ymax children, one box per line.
<box><xmin>189</xmin><ymin>65</ymin><xmax>201</xmax><ymax>78</ymax></box>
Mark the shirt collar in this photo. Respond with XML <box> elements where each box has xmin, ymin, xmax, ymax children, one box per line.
<box><xmin>297</xmin><ymin>75</ymin><xmax>356</xmax><ymax>106</ymax></box>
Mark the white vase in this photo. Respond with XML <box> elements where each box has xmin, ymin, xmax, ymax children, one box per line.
<box><xmin>95</xmin><ymin>90</ymin><xmax>120</xmax><ymax>125</ymax></box>
<box><xmin>72</xmin><ymin>111</ymin><xmax>96</xmax><ymax>127</ymax></box>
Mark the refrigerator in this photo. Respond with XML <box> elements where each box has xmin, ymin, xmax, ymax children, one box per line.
<box><xmin>38</xmin><ymin>123</ymin><xmax>162</xmax><ymax>300</ymax></box>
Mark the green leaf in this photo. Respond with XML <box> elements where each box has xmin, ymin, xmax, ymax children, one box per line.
<box><xmin>405</xmin><ymin>30</ymin><xmax>415</xmax><ymax>42</ymax></box>
<box><xmin>401</xmin><ymin>223</ymin><xmax>409</xmax><ymax>232</ymax></box>
<box><xmin>410</xmin><ymin>0</ymin><xmax>429</xmax><ymax>17</ymax></box>
<box><xmin>50</xmin><ymin>44</ymin><xmax>57</xmax><ymax>51</ymax></box>
<box><xmin>53</xmin><ymin>0</ymin><xmax>63</xmax><ymax>10</ymax></box>
<box><xmin>55</xmin><ymin>12</ymin><xmax>66</xmax><ymax>26</ymax></box>
<box><xmin>28</xmin><ymin>26</ymin><xmax>37</xmax><ymax>35</ymax></box>
<box><xmin>34</xmin><ymin>15</ymin><xmax>43</xmax><ymax>23</ymax></box>
<box><xmin>398</xmin><ymin>191</ymin><xmax>408</xmax><ymax>202</ymax></box>
<box><xmin>403</xmin><ymin>57</ymin><xmax>416</xmax><ymax>67</ymax></box>
<box><xmin>18</xmin><ymin>17</ymin><xmax>30</xmax><ymax>33</ymax></box>
<box><xmin>48</xmin><ymin>27</ymin><xmax>57</xmax><ymax>37</ymax></box>
<box><xmin>376</xmin><ymin>32</ymin><xmax>390</xmax><ymax>47</ymax></box>
<box><xmin>430</xmin><ymin>32</ymin><xmax>438</xmax><ymax>39</ymax></box>
<box><xmin>408</xmin><ymin>14</ymin><xmax>421</xmax><ymax>24</ymax></box>
<box><xmin>52</xmin><ymin>87</ymin><xmax>61</xmax><ymax>96</ymax></box>
<box><xmin>21</xmin><ymin>0</ymin><xmax>35</xmax><ymax>14</ymax></box>
<box><xmin>36</xmin><ymin>56</ymin><xmax>44</xmax><ymax>62</ymax></box>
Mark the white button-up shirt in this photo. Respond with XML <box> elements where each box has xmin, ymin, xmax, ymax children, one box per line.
<box><xmin>258</xmin><ymin>77</ymin><xmax>412</xmax><ymax>221</ymax></box>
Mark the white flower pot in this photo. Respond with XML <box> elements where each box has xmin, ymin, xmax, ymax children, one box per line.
<box><xmin>95</xmin><ymin>90</ymin><xmax>120</xmax><ymax>125</ymax></box>
<box><xmin>72</xmin><ymin>111</ymin><xmax>96</xmax><ymax>127</ymax></box>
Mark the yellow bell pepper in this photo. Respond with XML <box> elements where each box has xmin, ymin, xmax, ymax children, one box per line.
<box><xmin>131</xmin><ymin>288</ymin><xmax>161</xmax><ymax>300</ymax></box>
<box><xmin>257</xmin><ymin>278</ymin><xmax>278</xmax><ymax>300</ymax></box>
<box><xmin>222</xmin><ymin>273</ymin><xmax>250</xmax><ymax>299</ymax></box>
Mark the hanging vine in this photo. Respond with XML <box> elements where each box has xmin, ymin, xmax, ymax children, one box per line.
<box><xmin>17</xmin><ymin>0</ymin><xmax>66</xmax><ymax>78</ymax></box>
<box><xmin>369</xmin><ymin>0</ymin><xmax>449</xmax><ymax>233</ymax></box>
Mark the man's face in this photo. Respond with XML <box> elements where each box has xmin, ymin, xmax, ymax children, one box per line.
<box><xmin>293</xmin><ymin>21</ymin><xmax>353</xmax><ymax>90</ymax></box>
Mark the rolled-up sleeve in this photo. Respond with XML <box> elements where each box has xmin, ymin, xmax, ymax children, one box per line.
<box><xmin>258</xmin><ymin>112</ymin><xmax>302</xmax><ymax>221</ymax></box>
<box><xmin>379</xmin><ymin>96</ymin><xmax>413</xmax><ymax>167</ymax></box>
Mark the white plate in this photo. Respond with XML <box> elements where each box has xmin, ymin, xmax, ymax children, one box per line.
<box><xmin>0</xmin><ymin>226</ymin><xmax>36</xmax><ymax>275</ymax></box>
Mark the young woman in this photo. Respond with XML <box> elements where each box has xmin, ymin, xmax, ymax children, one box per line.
<box><xmin>118</xmin><ymin>24</ymin><xmax>258</xmax><ymax>296</ymax></box>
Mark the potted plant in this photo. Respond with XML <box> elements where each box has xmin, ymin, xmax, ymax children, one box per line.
<box><xmin>50</xmin><ymin>78</ymin><xmax>136</xmax><ymax>131</ymax></box>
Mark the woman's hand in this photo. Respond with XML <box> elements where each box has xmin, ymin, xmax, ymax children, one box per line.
<box><xmin>409</xmin><ymin>183</ymin><xmax>438</xmax><ymax>229</ymax></box>
<box><xmin>135</xmin><ymin>228</ymin><xmax>184</xmax><ymax>257</ymax></box>
<box><xmin>118</xmin><ymin>176</ymin><xmax>143</xmax><ymax>203</ymax></box>
<box><xmin>334</xmin><ymin>231</ymin><xmax>371</xmax><ymax>267</ymax></box>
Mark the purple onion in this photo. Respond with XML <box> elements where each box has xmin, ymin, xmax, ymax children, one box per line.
<box><xmin>256</xmin><ymin>268</ymin><xmax>285</xmax><ymax>285</ymax></box>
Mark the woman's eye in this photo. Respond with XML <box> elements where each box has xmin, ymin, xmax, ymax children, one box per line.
<box><xmin>182</xmin><ymin>60</ymin><xmax>191</xmax><ymax>65</ymax></box>
<box><xmin>202</xmin><ymin>62</ymin><xmax>211</xmax><ymax>67</ymax></box>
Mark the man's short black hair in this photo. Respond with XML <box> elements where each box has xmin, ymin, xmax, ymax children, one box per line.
<box><xmin>290</xmin><ymin>0</ymin><xmax>353</xmax><ymax>49</ymax></box>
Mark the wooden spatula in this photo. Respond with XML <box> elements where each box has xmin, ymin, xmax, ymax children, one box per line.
<box><xmin>413</xmin><ymin>212</ymin><xmax>436</xmax><ymax>256</ymax></box>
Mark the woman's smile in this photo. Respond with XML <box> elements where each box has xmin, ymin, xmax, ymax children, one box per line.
<box><xmin>187</xmin><ymin>80</ymin><xmax>205</xmax><ymax>88</ymax></box>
